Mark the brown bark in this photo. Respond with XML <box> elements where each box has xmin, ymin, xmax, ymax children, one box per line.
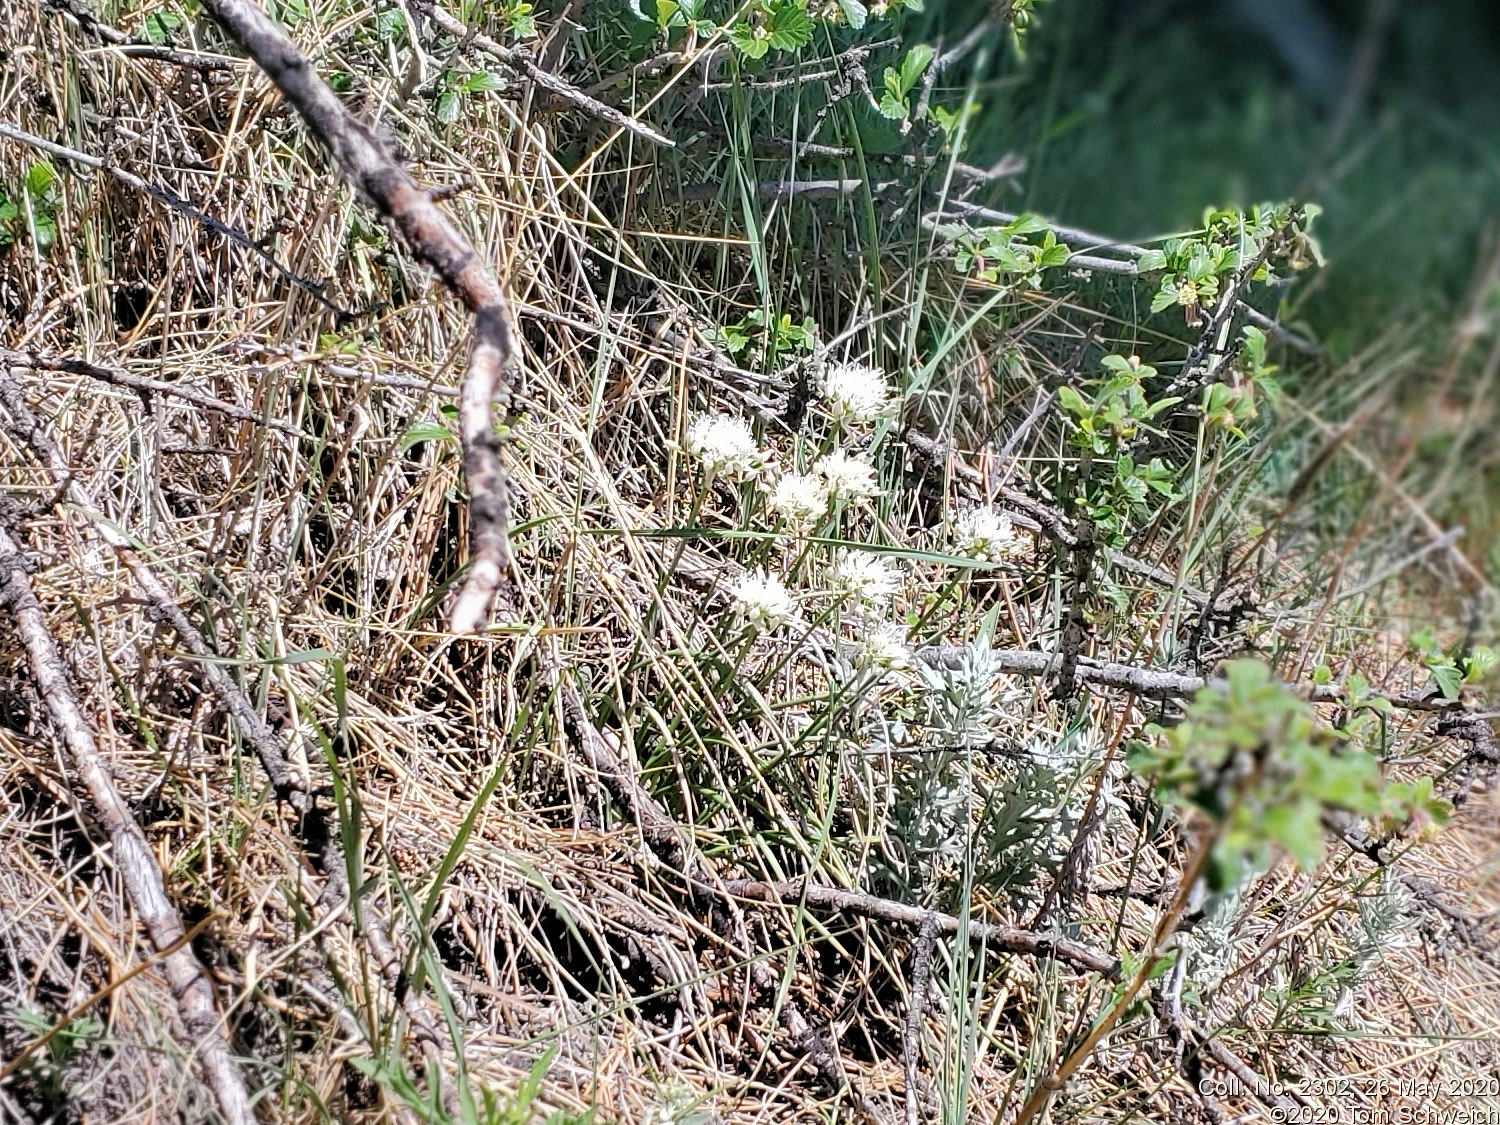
<box><xmin>194</xmin><ymin>0</ymin><xmax>517</xmax><ymax>633</ymax></box>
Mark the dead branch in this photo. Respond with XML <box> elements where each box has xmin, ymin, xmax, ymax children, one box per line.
<box><xmin>903</xmin><ymin>915</ymin><xmax>937</xmax><ymax>1125</ymax></box>
<box><xmin>714</xmin><ymin>879</ymin><xmax>1121</xmax><ymax>978</ymax></box>
<box><xmin>44</xmin><ymin>0</ymin><xmax>240</xmax><ymax>69</ymax></box>
<box><xmin>914</xmin><ymin>644</ymin><xmax>1474</xmax><ymax>713</ymax></box>
<box><xmin>902</xmin><ymin>429</ymin><xmax>1215</xmax><ymax>606</ymax></box>
<box><xmin>0</xmin><ymin>524</ymin><xmax>254</xmax><ymax>1125</ymax></box>
<box><xmin>0</xmin><ymin>123</ymin><xmax>358</xmax><ymax>319</ymax></box>
<box><xmin>3</xmin><ymin>348</ymin><xmax>310</xmax><ymax>439</ymax></box>
<box><xmin>194</xmin><ymin>0</ymin><xmax>515</xmax><ymax>634</ymax></box>
<box><xmin>425</xmin><ymin>8</ymin><xmax>673</xmax><ymax>148</ymax></box>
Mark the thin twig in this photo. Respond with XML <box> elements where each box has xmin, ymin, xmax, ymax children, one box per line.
<box><xmin>714</xmin><ymin>879</ymin><xmax>1120</xmax><ymax>978</ymax></box>
<box><xmin>426</xmin><ymin>8</ymin><xmax>673</xmax><ymax>147</ymax></box>
<box><xmin>4</xmin><ymin>348</ymin><xmax>310</xmax><ymax>439</ymax></box>
<box><xmin>0</xmin><ymin>123</ymin><xmax>359</xmax><ymax>319</ymax></box>
<box><xmin>903</xmin><ymin>915</ymin><xmax>936</xmax><ymax>1125</ymax></box>
<box><xmin>913</xmin><ymin>644</ymin><xmax>1473</xmax><ymax>713</ymax></box>
<box><xmin>44</xmin><ymin>0</ymin><xmax>240</xmax><ymax>70</ymax></box>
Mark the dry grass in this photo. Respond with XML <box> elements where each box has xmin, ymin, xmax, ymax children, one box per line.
<box><xmin>0</xmin><ymin>0</ymin><xmax>1497</xmax><ymax>1122</ymax></box>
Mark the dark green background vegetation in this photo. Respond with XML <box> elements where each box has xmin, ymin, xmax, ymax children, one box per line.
<box><xmin>945</xmin><ymin>0</ymin><xmax>1500</xmax><ymax>356</ymax></box>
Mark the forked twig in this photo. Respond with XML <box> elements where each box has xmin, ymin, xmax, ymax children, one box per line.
<box><xmin>194</xmin><ymin>0</ymin><xmax>517</xmax><ymax>634</ymax></box>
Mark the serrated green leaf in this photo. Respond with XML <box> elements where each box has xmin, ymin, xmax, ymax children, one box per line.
<box><xmin>1430</xmin><ymin>663</ymin><xmax>1463</xmax><ymax>701</ymax></box>
<box><xmin>877</xmin><ymin>92</ymin><xmax>907</xmax><ymax>120</ymax></box>
<box><xmin>898</xmin><ymin>43</ymin><xmax>934</xmax><ymax>90</ymax></box>
<box><xmin>726</xmin><ymin>22</ymin><xmax>770</xmax><ymax>58</ymax></box>
<box><xmin>766</xmin><ymin>1</ymin><xmax>813</xmax><ymax>50</ymax></box>
<box><xmin>24</xmin><ymin>161</ymin><xmax>56</xmax><ymax>197</ymax></box>
<box><xmin>462</xmin><ymin>70</ymin><xmax>506</xmax><ymax>93</ymax></box>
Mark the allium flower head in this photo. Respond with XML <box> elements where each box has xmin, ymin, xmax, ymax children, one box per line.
<box><xmin>684</xmin><ymin>413</ymin><xmax>762</xmax><ymax>479</ymax></box>
<box><xmin>955</xmin><ymin>508</ymin><xmax>1025</xmax><ymax>563</ymax></box>
<box><xmin>833</xmin><ymin>549</ymin><xmax>900</xmax><ymax>603</ymax></box>
<box><xmin>729</xmin><ymin>568</ymin><xmax>794</xmax><ymax>631</ymax></box>
<box><xmin>769</xmin><ymin>471</ymin><xmax>829</xmax><ymax>527</ymax></box>
<box><xmin>862</xmin><ymin>622</ymin><xmax>912</xmax><ymax>670</ymax></box>
<box><xmin>822</xmin><ymin>362</ymin><xmax>891</xmax><ymax>424</ymax></box>
<box><xmin>815</xmin><ymin>449</ymin><xmax>879</xmax><ymax>500</ymax></box>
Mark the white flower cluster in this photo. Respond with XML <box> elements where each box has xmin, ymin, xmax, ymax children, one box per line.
<box><xmin>954</xmin><ymin>507</ymin><xmax>1026</xmax><ymax>563</ymax></box>
<box><xmin>684</xmin><ymin>413</ymin><xmax>763</xmax><ymax>479</ymax></box>
<box><xmin>729</xmin><ymin>568</ymin><xmax>794</xmax><ymax>632</ymax></box>
<box><xmin>861</xmin><ymin>622</ymin><xmax>912</xmax><ymax>670</ymax></box>
<box><xmin>815</xmin><ymin>449</ymin><xmax>879</xmax><ymax>500</ymax></box>
<box><xmin>833</xmin><ymin>549</ymin><xmax>899</xmax><ymax>604</ymax></box>
<box><xmin>822</xmin><ymin>361</ymin><xmax>892</xmax><ymax>425</ymax></box>
<box><xmin>769</xmin><ymin>471</ymin><xmax>828</xmax><ymax>527</ymax></box>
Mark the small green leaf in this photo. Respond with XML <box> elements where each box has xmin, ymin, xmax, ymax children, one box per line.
<box><xmin>400</xmin><ymin>421</ymin><xmax>457</xmax><ymax>452</ymax></box>
<box><xmin>142</xmin><ymin>8</ymin><xmax>184</xmax><ymax>43</ymax></box>
<box><xmin>24</xmin><ymin>160</ymin><xmax>56</xmax><ymax>197</ymax></box>
<box><xmin>726</xmin><ymin>21</ymin><xmax>770</xmax><ymax>58</ymax></box>
<box><xmin>1430</xmin><ymin>663</ymin><xmax>1463</xmax><ymax>701</ymax></box>
<box><xmin>1463</xmin><ymin>645</ymin><xmax>1496</xmax><ymax>683</ymax></box>
<box><xmin>1056</xmin><ymin>385</ymin><xmax>1089</xmax><ymax>416</ymax></box>
<box><xmin>766</xmin><ymin>0</ymin><xmax>813</xmax><ymax>50</ymax></box>
<box><xmin>837</xmin><ymin>0</ymin><xmax>866</xmax><ymax>28</ymax></box>
<box><xmin>435</xmin><ymin>91</ymin><xmax>461</xmax><ymax>123</ymax></box>
<box><xmin>898</xmin><ymin>43</ymin><xmax>935</xmax><ymax>90</ymax></box>
<box><xmin>461</xmin><ymin>70</ymin><xmax>507</xmax><ymax>93</ymax></box>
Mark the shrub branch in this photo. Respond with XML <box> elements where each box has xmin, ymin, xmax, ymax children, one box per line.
<box><xmin>194</xmin><ymin>0</ymin><xmax>517</xmax><ymax>634</ymax></box>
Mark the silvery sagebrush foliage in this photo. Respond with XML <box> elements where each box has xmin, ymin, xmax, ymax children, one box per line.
<box><xmin>848</xmin><ymin>633</ymin><xmax>1090</xmax><ymax>905</ymax></box>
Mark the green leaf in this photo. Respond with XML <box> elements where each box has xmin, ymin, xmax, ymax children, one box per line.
<box><xmin>1137</xmin><ymin>249</ymin><xmax>1168</xmax><ymax>272</ymax></box>
<box><xmin>837</xmin><ymin>0</ymin><xmax>866</xmax><ymax>28</ymax></box>
<box><xmin>1463</xmin><ymin>645</ymin><xmax>1496</xmax><ymax>683</ymax></box>
<box><xmin>1149</xmin><ymin>280</ymin><xmax>1178</xmax><ymax>314</ymax></box>
<box><xmin>435</xmin><ymin>91</ymin><xmax>461</xmax><ymax>123</ymax></box>
<box><xmin>31</xmin><ymin>214</ymin><xmax>56</xmax><ymax>250</ymax></box>
<box><xmin>508</xmin><ymin>2</ymin><xmax>537</xmax><ymax>38</ymax></box>
<box><xmin>898</xmin><ymin>43</ymin><xmax>935</xmax><ymax>90</ymax></box>
<box><xmin>461</xmin><ymin>70</ymin><xmax>507</xmax><ymax>93</ymax></box>
<box><xmin>877</xmin><ymin>90</ymin><xmax>908</xmax><ymax>120</ymax></box>
<box><xmin>766</xmin><ymin>0</ymin><xmax>814</xmax><ymax>50</ymax></box>
<box><xmin>24</xmin><ymin>160</ymin><xmax>56</xmax><ymax>197</ymax></box>
<box><xmin>726</xmin><ymin>21</ymin><xmax>769</xmax><ymax>58</ymax></box>
<box><xmin>142</xmin><ymin>8</ymin><xmax>184</xmax><ymax>43</ymax></box>
<box><xmin>399</xmin><ymin>421</ymin><xmax>457</xmax><ymax>452</ymax></box>
<box><xmin>1430</xmin><ymin>663</ymin><xmax>1463</xmax><ymax>701</ymax></box>
<box><xmin>1056</xmin><ymin>385</ymin><xmax>1089</xmax><ymax>416</ymax></box>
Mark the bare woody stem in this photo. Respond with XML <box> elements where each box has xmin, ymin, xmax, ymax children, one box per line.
<box><xmin>0</xmin><ymin>526</ymin><xmax>254</xmax><ymax>1125</ymax></box>
<box><xmin>194</xmin><ymin>0</ymin><xmax>516</xmax><ymax>633</ymax></box>
<box><xmin>1011</xmin><ymin>815</ymin><xmax>1223</xmax><ymax>1125</ymax></box>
